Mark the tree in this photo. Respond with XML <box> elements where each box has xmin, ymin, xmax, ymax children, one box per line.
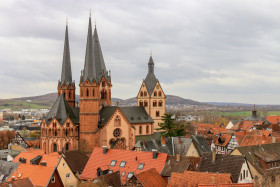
<box><xmin>157</xmin><ymin>113</ymin><xmax>186</xmax><ymax>137</ymax></box>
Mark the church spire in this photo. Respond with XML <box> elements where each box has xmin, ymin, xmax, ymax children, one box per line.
<box><xmin>61</xmin><ymin>23</ymin><xmax>72</xmax><ymax>85</ymax></box>
<box><xmin>93</xmin><ymin>26</ymin><xmax>107</xmax><ymax>81</ymax></box>
<box><xmin>148</xmin><ymin>56</ymin><xmax>154</xmax><ymax>74</ymax></box>
<box><xmin>83</xmin><ymin>15</ymin><xmax>95</xmax><ymax>83</ymax></box>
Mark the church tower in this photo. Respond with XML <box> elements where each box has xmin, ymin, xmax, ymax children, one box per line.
<box><xmin>137</xmin><ymin>55</ymin><xmax>166</xmax><ymax>132</ymax></box>
<box><xmin>57</xmin><ymin>22</ymin><xmax>75</xmax><ymax>108</ymax></box>
<box><xmin>79</xmin><ymin>15</ymin><xmax>112</xmax><ymax>153</ymax></box>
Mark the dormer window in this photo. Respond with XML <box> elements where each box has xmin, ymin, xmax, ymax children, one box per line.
<box><xmin>121</xmin><ymin>171</ymin><xmax>125</xmax><ymax>177</ymax></box>
<box><xmin>110</xmin><ymin>160</ymin><xmax>117</xmax><ymax>166</ymax></box>
<box><xmin>137</xmin><ymin>163</ymin><xmax>145</xmax><ymax>170</ymax></box>
<box><xmin>120</xmin><ymin>161</ymin><xmax>126</xmax><ymax>167</ymax></box>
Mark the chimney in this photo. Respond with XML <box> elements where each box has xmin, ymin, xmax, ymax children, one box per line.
<box><xmin>272</xmin><ymin>136</ymin><xmax>276</xmax><ymax>143</ymax></box>
<box><xmin>153</xmin><ymin>151</ymin><xmax>158</xmax><ymax>159</ymax></box>
<box><xmin>103</xmin><ymin>147</ymin><xmax>109</xmax><ymax>154</ymax></box>
<box><xmin>212</xmin><ymin>148</ymin><xmax>216</xmax><ymax>162</ymax></box>
<box><xmin>161</xmin><ymin>136</ymin><xmax>166</xmax><ymax>146</ymax></box>
<box><xmin>11</xmin><ymin>176</ymin><xmax>15</xmax><ymax>181</ymax></box>
<box><xmin>176</xmin><ymin>154</ymin><xmax>180</xmax><ymax>162</ymax></box>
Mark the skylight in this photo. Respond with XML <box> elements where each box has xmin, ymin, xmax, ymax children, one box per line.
<box><xmin>127</xmin><ymin>172</ymin><xmax>134</xmax><ymax>179</ymax></box>
<box><xmin>122</xmin><ymin>171</ymin><xmax>125</xmax><ymax>176</ymax></box>
<box><xmin>138</xmin><ymin>163</ymin><xmax>145</xmax><ymax>170</ymax></box>
<box><xmin>120</xmin><ymin>161</ymin><xmax>126</xmax><ymax>167</ymax></box>
<box><xmin>110</xmin><ymin>160</ymin><xmax>117</xmax><ymax>166</ymax></box>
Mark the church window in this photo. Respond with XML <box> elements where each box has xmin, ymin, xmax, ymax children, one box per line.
<box><xmin>101</xmin><ymin>90</ymin><xmax>107</xmax><ymax>99</ymax></box>
<box><xmin>144</xmin><ymin>91</ymin><xmax>147</xmax><ymax>96</ymax></box>
<box><xmin>146</xmin><ymin>126</ymin><xmax>149</xmax><ymax>134</ymax></box>
<box><xmin>81</xmin><ymin>90</ymin><xmax>83</xmax><ymax>97</ymax></box>
<box><xmin>110</xmin><ymin>160</ymin><xmax>117</xmax><ymax>166</ymax></box>
<box><xmin>54</xmin><ymin>130</ymin><xmax>57</xmax><ymax>136</ymax></box>
<box><xmin>159</xmin><ymin>100</ymin><xmax>163</xmax><ymax>107</ymax></box>
<box><xmin>93</xmin><ymin>88</ymin><xmax>95</xmax><ymax>97</ymax></box>
<box><xmin>86</xmin><ymin>88</ymin><xmax>89</xmax><ymax>97</ymax></box>
<box><xmin>144</xmin><ymin>101</ymin><xmax>148</xmax><ymax>107</ymax></box>
<box><xmin>121</xmin><ymin>138</ymin><xmax>126</xmax><ymax>144</ymax></box>
<box><xmin>114</xmin><ymin>116</ymin><xmax>121</xmax><ymax>127</ymax></box>
<box><xmin>159</xmin><ymin>91</ymin><xmax>162</xmax><ymax>97</ymax></box>
<box><xmin>102</xmin><ymin>81</ymin><xmax>105</xmax><ymax>87</ymax></box>
<box><xmin>66</xmin><ymin>129</ymin><xmax>68</xmax><ymax>136</ymax></box>
<box><xmin>65</xmin><ymin>143</ymin><xmax>69</xmax><ymax>151</ymax></box>
<box><xmin>53</xmin><ymin>143</ymin><xmax>57</xmax><ymax>152</ymax></box>
<box><xmin>113</xmin><ymin>128</ymin><xmax>121</xmax><ymax>138</ymax></box>
<box><xmin>66</xmin><ymin>123</ymin><xmax>70</xmax><ymax>127</ymax></box>
<box><xmin>139</xmin><ymin>126</ymin><xmax>142</xmax><ymax>134</ymax></box>
<box><xmin>140</xmin><ymin>91</ymin><xmax>143</xmax><ymax>97</ymax></box>
<box><xmin>63</xmin><ymin>92</ymin><xmax>66</xmax><ymax>97</ymax></box>
<box><xmin>120</xmin><ymin>161</ymin><xmax>126</xmax><ymax>167</ymax></box>
<box><xmin>68</xmin><ymin>92</ymin><xmax>71</xmax><ymax>99</ymax></box>
<box><xmin>156</xmin><ymin>111</ymin><xmax>160</xmax><ymax>117</ymax></box>
<box><xmin>139</xmin><ymin>100</ymin><xmax>143</xmax><ymax>106</ymax></box>
<box><xmin>53</xmin><ymin>123</ymin><xmax>57</xmax><ymax>128</ymax></box>
<box><xmin>154</xmin><ymin>91</ymin><xmax>157</xmax><ymax>97</ymax></box>
<box><xmin>153</xmin><ymin>101</ymin><xmax>157</xmax><ymax>107</ymax></box>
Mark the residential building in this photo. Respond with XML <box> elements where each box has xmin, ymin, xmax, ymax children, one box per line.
<box><xmin>231</xmin><ymin>143</ymin><xmax>280</xmax><ymax>187</ymax></box>
<box><xmin>80</xmin><ymin>147</ymin><xmax>168</xmax><ymax>185</ymax></box>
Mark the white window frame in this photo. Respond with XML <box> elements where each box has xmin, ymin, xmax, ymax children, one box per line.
<box><xmin>51</xmin><ymin>177</ymin><xmax>55</xmax><ymax>183</ymax></box>
<box><xmin>66</xmin><ymin>173</ymin><xmax>71</xmax><ymax>179</ymax></box>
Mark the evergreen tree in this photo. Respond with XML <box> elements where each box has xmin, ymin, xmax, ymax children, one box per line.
<box><xmin>157</xmin><ymin>113</ymin><xmax>187</xmax><ymax>137</ymax></box>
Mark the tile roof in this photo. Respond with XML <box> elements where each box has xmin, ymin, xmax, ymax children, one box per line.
<box><xmin>0</xmin><ymin>177</ymin><xmax>34</xmax><ymax>187</ymax></box>
<box><xmin>98</xmin><ymin>171</ymin><xmax>122</xmax><ymax>187</ymax></box>
<box><xmin>168</xmin><ymin>171</ymin><xmax>232</xmax><ymax>187</ymax></box>
<box><xmin>191</xmin><ymin>135</ymin><xmax>212</xmax><ymax>156</ymax></box>
<box><xmin>7</xmin><ymin>164</ymin><xmax>55</xmax><ymax>187</ymax></box>
<box><xmin>230</xmin><ymin>121</ymin><xmax>263</xmax><ymax>131</ymax></box>
<box><xmin>144</xmin><ymin>56</ymin><xmax>158</xmax><ymax>96</ymax></box>
<box><xmin>267</xmin><ymin>115</ymin><xmax>280</xmax><ymax>124</ymax></box>
<box><xmin>0</xmin><ymin>160</ymin><xmax>20</xmax><ymax>183</ymax></box>
<box><xmin>59</xmin><ymin>150</ymin><xmax>89</xmax><ymax>174</ymax></box>
<box><xmin>199</xmin><ymin>154</ymin><xmax>246</xmax><ymax>183</ymax></box>
<box><xmin>14</xmin><ymin>152</ymin><xmax>61</xmax><ymax>168</ymax></box>
<box><xmin>198</xmin><ymin>184</ymin><xmax>254</xmax><ymax>187</ymax></box>
<box><xmin>80</xmin><ymin>147</ymin><xmax>168</xmax><ymax>184</ymax></box>
<box><xmin>215</xmin><ymin>134</ymin><xmax>232</xmax><ymax>147</ymax></box>
<box><xmin>161</xmin><ymin>155</ymin><xmax>201</xmax><ymax>177</ymax></box>
<box><xmin>233</xmin><ymin>143</ymin><xmax>280</xmax><ymax>176</ymax></box>
<box><xmin>132</xmin><ymin>168</ymin><xmax>167</xmax><ymax>187</ymax></box>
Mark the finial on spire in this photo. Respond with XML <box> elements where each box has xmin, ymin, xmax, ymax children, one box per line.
<box><xmin>95</xmin><ymin>19</ymin><xmax>97</xmax><ymax>27</ymax></box>
<box><xmin>89</xmin><ymin>9</ymin><xmax>92</xmax><ymax>17</ymax></box>
<box><xmin>150</xmin><ymin>49</ymin><xmax>152</xmax><ymax>57</ymax></box>
<box><xmin>66</xmin><ymin>17</ymin><xmax>68</xmax><ymax>25</ymax></box>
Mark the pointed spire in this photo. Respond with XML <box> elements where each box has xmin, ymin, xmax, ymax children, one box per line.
<box><xmin>148</xmin><ymin>56</ymin><xmax>154</xmax><ymax>74</ymax></box>
<box><xmin>83</xmin><ymin>15</ymin><xmax>95</xmax><ymax>83</ymax></box>
<box><xmin>144</xmin><ymin>55</ymin><xmax>157</xmax><ymax>96</ymax></box>
<box><xmin>92</xmin><ymin>26</ymin><xmax>107</xmax><ymax>81</ymax></box>
<box><xmin>61</xmin><ymin>23</ymin><xmax>72</xmax><ymax>85</ymax></box>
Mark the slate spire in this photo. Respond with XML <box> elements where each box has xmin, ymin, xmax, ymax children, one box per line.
<box><xmin>148</xmin><ymin>55</ymin><xmax>154</xmax><ymax>74</ymax></box>
<box><xmin>83</xmin><ymin>15</ymin><xmax>95</xmax><ymax>83</ymax></box>
<box><xmin>93</xmin><ymin>26</ymin><xmax>107</xmax><ymax>81</ymax></box>
<box><xmin>144</xmin><ymin>55</ymin><xmax>158</xmax><ymax>96</ymax></box>
<box><xmin>61</xmin><ymin>23</ymin><xmax>72</xmax><ymax>85</ymax></box>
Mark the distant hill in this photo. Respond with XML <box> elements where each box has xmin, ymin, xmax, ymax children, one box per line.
<box><xmin>0</xmin><ymin>93</ymin><xmax>205</xmax><ymax>110</ymax></box>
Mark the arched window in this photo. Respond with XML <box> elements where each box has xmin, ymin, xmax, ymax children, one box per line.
<box><xmin>144</xmin><ymin>101</ymin><xmax>148</xmax><ymax>107</ymax></box>
<box><xmin>66</xmin><ymin>129</ymin><xmax>68</xmax><ymax>136</ymax></box>
<box><xmin>144</xmin><ymin>91</ymin><xmax>147</xmax><ymax>96</ymax></box>
<box><xmin>153</xmin><ymin>101</ymin><xmax>157</xmax><ymax>107</ymax></box>
<box><xmin>159</xmin><ymin>100</ymin><xmax>163</xmax><ymax>107</ymax></box>
<box><xmin>156</xmin><ymin>111</ymin><xmax>160</xmax><ymax>117</ymax></box>
<box><xmin>53</xmin><ymin>143</ymin><xmax>57</xmax><ymax>152</ymax></box>
<box><xmin>65</xmin><ymin>143</ymin><xmax>70</xmax><ymax>151</ymax></box>
<box><xmin>139</xmin><ymin>126</ymin><xmax>142</xmax><ymax>134</ymax></box>
<box><xmin>158</xmin><ymin>91</ymin><xmax>162</xmax><ymax>97</ymax></box>
<box><xmin>140</xmin><ymin>91</ymin><xmax>143</xmax><ymax>97</ymax></box>
<box><xmin>68</xmin><ymin>92</ymin><xmax>71</xmax><ymax>99</ymax></box>
<box><xmin>63</xmin><ymin>92</ymin><xmax>66</xmax><ymax>97</ymax></box>
<box><xmin>54</xmin><ymin>130</ymin><xmax>57</xmax><ymax>136</ymax></box>
<box><xmin>114</xmin><ymin>116</ymin><xmax>121</xmax><ymax>127</ymax></box>
<box><xmin>101</xmin><ymin>90</ymin><xmax>107</xmax><ymax>99</ymax></box>
<box><xmin>81</xmin><ymin>90</ymin><xmax>83</xmax><ymax>97</ymax></box>
<box><xmin>154</xmin><ymin>91</ymin><xmax>157</xmax><ymax>97</ymax></box>
<box><xmin>146</xmin><ymin>126</ymin><xmax>149</xmax><ymax>134</ymax></box>
<box><xmin>93</xmin><ymin>88</ymin><xmax>95</xmax><ymax>97</ymax></box>
<box><xmin>102</xmin><ymin>81</ymin><xmax>105</xmax><ymax>87</ymax></box>
<box><xmin>139</xmin><ymin>100</ymin><xmax>143</xmax><ymax>106</ymax></box>
<box><xmin>86</xmin><ymin>88</ymin><xmax>89</xmax><ymax>97</ymax></box>
<box><xmin>113</xmin><ymin>128</ymin><xmax>121</xmax><ymax>138</ymax></box>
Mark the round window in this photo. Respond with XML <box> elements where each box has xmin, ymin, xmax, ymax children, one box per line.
<box><xmin>113</xmin><ymin>128</ymin><xmax>121</xmax><ymax>138</ymax></box>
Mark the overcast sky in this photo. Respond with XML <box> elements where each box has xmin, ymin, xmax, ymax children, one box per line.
<box><xmin>1</xmin><ymin>0</ymin><xmax>280</xmax><ymax>104</ymax></box>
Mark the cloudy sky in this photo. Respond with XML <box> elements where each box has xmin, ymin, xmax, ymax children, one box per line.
<box><xmin>1</xmin><ymin>0</ymin><xmax>280</xmax><ymax>104</ymax></box>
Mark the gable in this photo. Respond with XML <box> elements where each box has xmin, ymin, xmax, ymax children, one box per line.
<box><xmin>137</xmin><ymin>82</ymin><xmax>149</xmax><ymax>98</ymax></box>
<box><xmin>150</xmin><ymin>82</ymin><xmax>165</xmax><ymax>98</ymax></box>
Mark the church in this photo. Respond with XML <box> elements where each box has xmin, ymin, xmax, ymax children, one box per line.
<box><xmin>40</xmin><ymin>15</ymin><xmax>166</xmax><ymax>154</ymax></box>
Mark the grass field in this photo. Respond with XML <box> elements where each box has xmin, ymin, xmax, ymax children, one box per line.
<box><xmin>213</xmin><ymin>111</ymin><xmax>280</xmax><ymax>117</ymax></box>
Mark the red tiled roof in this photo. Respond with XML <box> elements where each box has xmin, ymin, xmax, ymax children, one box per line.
<box><xmin>0</xmin><ymin>178</ymin><xmax>34</xmax><ymax>187</ymax></box>
<box><xmin>215</xmin><ymin>134</ymin><xmax>232</xmax><ymax>147</ymax></box>
<box><xmin>198</xmin><ymin>183</ymin><xmax>254</xmax><ymax>187</ymax></box>
<box><xmin>134</xmin><ymin>168</ymin><xmax>167</xmax><ymax>187</ymax></box>
<box><xmin>14</xmin><ymin>152</ymin><xmax>61</xmax><ymax>167</ymax></box>
<box><xmin>25</xmin><ymin>140</ymin><xmax>40</xmax><ymax>148</ymax></box>
<box><xmin>168</xmin><ymin>171</ymin><xmax>232</xmax><ymax>187</ymax></box>
<box><xmin>267</xmin><ymin>116</ymin><xmax>280</xmax><ymax>124</ymax></box>
<box><xmin>7</xmin><ymin>164</ymin><xmax>55</xmax><ymax>187</ymax></box>
<box><xmin>230</xmin><ymin>121</ymin><xmax>263</xmax><ymax>131</ymax></box>
<box><xmin>26</xmin><ymin>148</ymin><xmax>45</xmax><ymax>154</ymax></box>
<box><xmin>80</xmin><ymin>148</ymin><xmax>168</xmax><ymax>184</ymax></box>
